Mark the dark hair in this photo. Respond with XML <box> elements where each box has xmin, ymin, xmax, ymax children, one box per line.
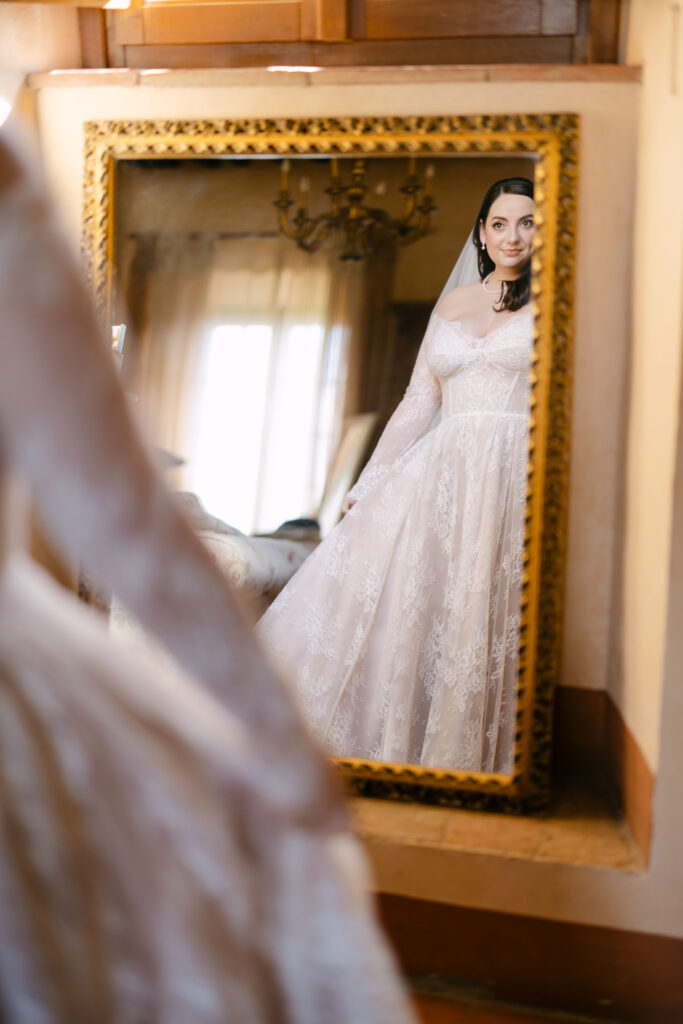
<box><xmin>472</xmin><ymin>176</ymin><xmax>534</xmax><ymax>313</ymax></box>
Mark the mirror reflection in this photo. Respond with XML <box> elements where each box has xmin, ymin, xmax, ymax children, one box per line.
<box><xmin>113</xmin><ymin>153</ymin><xmax>535</xmax><ymax>776</ymax></box>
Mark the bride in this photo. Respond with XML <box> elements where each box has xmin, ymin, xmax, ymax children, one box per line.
<box><xmin>258</xmin><ymin>177</ymin><xmax>535</xmax><ymax>774</ymax></box>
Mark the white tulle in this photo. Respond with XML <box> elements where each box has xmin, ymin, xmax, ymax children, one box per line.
<box><xmin>258</xmin><ymin>309</ymin><xmax>533</xmax><ymax>773</ymax></box>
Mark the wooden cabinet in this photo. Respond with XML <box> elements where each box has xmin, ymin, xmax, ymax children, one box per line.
<box><xmin>362</xmin><ymin>0</ymin><xmax>577</xmax><ymax>40</ymax></box>
<box><xmin>99</xmin><ymin>0</ymin><xmax>621</xmax><ymax>68</ymax></box>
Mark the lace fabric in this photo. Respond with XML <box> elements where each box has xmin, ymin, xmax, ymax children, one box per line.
<box><xmin>258</xmin><ymin>312</ymin><xmax>533</xmax><ymax>773</ymax></box>
<box><xmin>346</xmin><ymin>317</ymin><xmax>443</xmax><ymax>504</ymax></box>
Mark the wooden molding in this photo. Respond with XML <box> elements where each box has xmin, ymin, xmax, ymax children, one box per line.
<box><xmin>572</xmin><ymin>0</ymin><xmax>592</xmax><ymax>64</ymax></box>
<box><xmin>553</xmin><ymin>686</ymin><xmax>654</xmax><ymax>863</ymax></box>
<box><xmin>111</xmin><ymin>9</ymin><xmax>144</xmax><ymax>47</ymax></box>
<box><xmin>348</xmin><ymin>0</ymin><xmax>365</xmax><ymax>38</ymax></box>
<box><xmin>541</xmin><ymin>0</ymin><xmax>578</xmax><ymax>35</ymax></box>
<box><xmin>378</xmin><ymin>894</ymin><xmax>683</xmax><ymax>1023</ymax></box>
<box><xmin>364</xmin><ymin>0</ymin><xmax>542</xmax><ymax>41</ymax></box>
<box><xmin>101</xmin><ymin>0</ymin><xmax>622</xmax><ymax>65</ymax></box>
<box><xmin>301</xmin><ymin>0</ymin><xmax>348</xmax><ymax>41</ymax></box>
<box><xmin>605</xmin><ymin>694</ymin><xmax>654</xmax><ymax>865</ymax></box>
<box><xmin>26</xmin><ymin>65</ymin><xmax>641</xmax><ymax>89</ymax></box>
<box><xmin>11</xmin><ymin>0</ymin><xmax>624</xmax><ymax>66</ymax></box>
<box><xmin>120</xmin><ymin>36</ymin><xmax>576</xmax><ymax>68</ymax></box>
<box><xmin>142</xmin><ymin>1</ymin><xmax>301</xmax><ymax>45</ymax></box>
<box><xmin>589</xmin><ymin>0</ymin><xmax>622</xmax><ymax>62</ymax></box>
<box><xmin>78</xmin><ymin>9</ymin><xmax>108</xmax><ymax>69</ymax></box>
<box><xmin>112</xmin><ymin>2</ymin><xmax>301</xmax><ymax>47</ymax></box>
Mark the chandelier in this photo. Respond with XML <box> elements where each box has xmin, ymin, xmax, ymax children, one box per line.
<box><xmin>275</xmin><ymin>157</ymin><xmax>436</xmax><ymax>261</ymax></box>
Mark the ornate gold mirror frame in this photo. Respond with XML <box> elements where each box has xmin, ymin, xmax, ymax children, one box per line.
<box><xmin>82</xmin><ymin>114</ymin><xmax>578</xmax><ymax>813</ymax></box>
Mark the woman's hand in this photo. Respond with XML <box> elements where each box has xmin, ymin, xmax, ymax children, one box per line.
<box><xmin>341</xmin><ymin>495</ymin><xmax>356</xmax><ymax>516</ymax></box>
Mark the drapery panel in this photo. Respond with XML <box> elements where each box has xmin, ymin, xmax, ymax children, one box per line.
<box><xmin>120</xmin><ymin>233</ymin><xmax>362</xmax><ymax>534</ymax></box>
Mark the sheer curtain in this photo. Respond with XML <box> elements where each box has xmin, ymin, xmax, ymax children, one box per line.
<box><xmin>117</xmin><ymin>233</ymin><xmax>214</xmax><ymax>468</ymax></box>
<box><xmin>183</xmin><ymin>238</ymin><xmax>361</xmax><ymax>534</ymax></box>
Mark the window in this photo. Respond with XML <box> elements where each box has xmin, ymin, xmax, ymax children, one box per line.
<box><xmin>185</xmin><ymin>317</ymin><xmax>344</xmax><ymax>534</ymax></box>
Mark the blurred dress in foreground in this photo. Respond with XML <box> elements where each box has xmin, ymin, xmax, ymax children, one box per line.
<box><xmin>0</xmin><ymin>134</ymin><xmax>414</xmax><ymax>1024</ymax></box>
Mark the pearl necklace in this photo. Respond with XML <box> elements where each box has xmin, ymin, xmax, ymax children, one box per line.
<box><xmin>482</xmin><ymin>272</ymin><xmax>504</xmax><ymax>295</ymax></box>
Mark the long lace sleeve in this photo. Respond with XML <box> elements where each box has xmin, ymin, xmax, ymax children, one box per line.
<box><xmin>347</xmin><ymin>317</ymin><xmax>441</xmax><ymax>503</ymax></box>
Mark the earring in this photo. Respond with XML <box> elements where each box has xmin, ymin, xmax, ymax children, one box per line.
<box><xmin>480</xmin><ymin>241</ymin><xmax>486</xmax><ymax>250</ymax></box>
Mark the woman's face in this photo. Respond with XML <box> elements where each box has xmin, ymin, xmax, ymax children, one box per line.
<box><xmin>479</xmin><ymin>192</ymin><xmax>535</xmax><ymax>278</ymax></box>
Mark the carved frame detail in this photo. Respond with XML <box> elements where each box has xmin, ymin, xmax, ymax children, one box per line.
<box><xmin>82</xmin><ymin>113</ymin><xmax>578</xmax><ymax>813</ymax></box>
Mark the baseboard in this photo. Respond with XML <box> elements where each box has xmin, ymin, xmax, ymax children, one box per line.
<box><xmin>553</xmin><ymin>686</ymin><xmax>653</xmax><ymax>862</ymax></box>
<box><xmin>379</xmin><ymin>893</ymin><xmax>683</xmax><ymax>1024</ymax></box>
<box><xmin>604</xmin><ymin>694</ymin><xmax>653</xmax><ymax>866</ymax></box>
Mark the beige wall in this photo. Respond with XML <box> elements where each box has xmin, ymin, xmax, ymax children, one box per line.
<box><xmin>0</xmin><ymin>3</ymin><xmax>80</xmax><ymax>136</ymax></box>
<box><xmin>615</xmin><ymin>0</ymin><xmax>683</xmax><ymax>782</ymax></box>
<box><xmin>0</xmin><ymin>3</ymin><xmax>80</xmax><ymax>72</ymax></box>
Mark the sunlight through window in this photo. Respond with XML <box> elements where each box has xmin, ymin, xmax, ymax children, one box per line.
<box><xmin>188</xmin><ymin>324</ymin><xmax>271</xmax><ymax>533</ymax></box>
<box><xmin>259</xmin><ymin>324</ymin><xmax>324</xmax><ymax>530</ymax></box>
<box><xmin>186</xmin><ymin>321</ymin><xmax>331</xmax><ymax>534</ymax></box>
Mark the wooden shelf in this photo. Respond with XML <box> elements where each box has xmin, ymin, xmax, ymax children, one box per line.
<box><xmin>27</xmin><ymin>63</ymin><xmax>641</xmax><ymax>91</ymax></box>
<box><xmin>352</xmin><ymin>775</ymin><xmax>643</xmax><ymax>875</ymax></box>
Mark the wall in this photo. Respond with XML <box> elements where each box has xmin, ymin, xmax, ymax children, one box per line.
<box><xmin>614</xmin><ymin>0</ymin><xmax>683</xmax><ymax>797</ymax></box>
<box><xmin>0</xmin><ymin>3</ymin><xmax>80</xmax><ymax>137</ymax></box>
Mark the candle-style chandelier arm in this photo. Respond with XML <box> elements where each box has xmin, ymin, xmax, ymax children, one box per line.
<box><xmin>395</xmin><ymin>158</ymin><xmax>436</xmax><ymax>243</ymax></box>
<box><xmin>274</xmin><ymin>192</ymin><xmax>298</xmax><ymax>239</ymax></box>
<box><xmin>397</xmin><ymin>157</ymin><xmax>422</xmax><ymax>223</ymax></box>
<box><xmin>275</xmin><ymin>194</ymin><xmax>333</xmax><ymax>252</ymax></box>
<box><xmin>275</xmin><ymin>156</ymin><xmax>436</xmax><ymax>260</ymax></box>
<box><xmin>295</xmin><ymin>216</ymin><xmax>332</xmax><ymax>253</ymax></box>
<box><xmin>397</xmin><ymin>193</ymin><xmax>437</xmax><ymax>245</ymax></box>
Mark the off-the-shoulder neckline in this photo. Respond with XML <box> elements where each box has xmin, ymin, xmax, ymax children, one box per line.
<box><xmin>433</xmin><ymin>309</ymin><xmax>534</xmax><ymax>342</ymax></box>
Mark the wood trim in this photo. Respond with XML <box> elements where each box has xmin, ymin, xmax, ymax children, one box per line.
<box><xmin>605</xmin><ymin>695</ymin><xmax>654</xmax><ymax>866</ymax></box>
<box><xmin>26</xmin><ymin>65</ymin><xmax>641</xmax><ymax>88</ymax></box>
<box><xmin>112</xmin><ymin>3</ymin><xmax>301</xmax><ymax>47</ymax></box>
<box><xmin>78</xmin><ymin>9</ymin><xmax>108</xmax><ymax>69</ymax></box>
<box><xmin>301</xmin><ymin>0</ymin><xmax>349</xmax><ymax>41</ymax></box>
<box><xmin>105</xmin><ymin>11</ymin><xmax>127</xmax><ymax>67</ymax></box>
<box><xmin>11</xmin><ymin>0</ymin><xmax>624</xmax><ymax>63</ymax></box>
<box><xmin>348</xmin><ymin>0</ymin><xmax>365</xmax><ymax>38</ymax></box>
<box><xmin>120</xmin><ymin>36</ymin><xmax>576</xmax><ymax>68</ymax></box>
<box><xmin>589</xmin><ymin>0</ymin><xmax>622</xmax><ymax>62</ymax></box>
<box><xmin>553</xmin><ymin>685</ymin><xmax>608</xmax><ymax>778</ymax></box>
<box><xmin>541</xmin><ymin>0</ymin><xmax>577</xmax><ymax>35</ymax></box>
<box><xmin>378</xmin><ymin>893</ymin><xmax>683</xmax><ymax>1024</ymax></box>
<box><xmin>553</xmin><ymin>686</ymin><xmax>654</xmax><ymax>863</ymax></box>
<box><xmin>111</xmin><ymin>9</ymin><xmax>144</xmax><ymax>47</ymax></box>
<box><xmin>364</xmin><ymin>0</ymin><xmax>543</xmax><ymax>41</ymax></box>
<box><xmin>144</xmin><ymin>2</ymin><xmax>300</xmax><ymax>45</ymax></box>
<box><xmin>572</xmin><ymin>0</ymin><xmax>592</xmax><ymax>64</ymax></box>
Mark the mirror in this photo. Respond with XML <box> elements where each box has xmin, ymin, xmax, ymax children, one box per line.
<box><xmin>83</xmin><ymin>115</ymin><xmax>578</xmax><ymax>811</ymax></box>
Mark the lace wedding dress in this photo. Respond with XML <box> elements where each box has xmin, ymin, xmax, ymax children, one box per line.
<box><xmin>258</xmin><ymin>308</ymin><xmax>533</xmax><ymax>773</ymax></box>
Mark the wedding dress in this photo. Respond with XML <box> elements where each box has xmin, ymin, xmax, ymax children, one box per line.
<box><xmin>0</xmin><ymin>134</ymin><xmax>414</xmax><ymax>1024</ymax></box>
<box><xmin>258</xmin><ymin>307</ymin><xmax>533</xmax><ymax>774</ymax></box>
